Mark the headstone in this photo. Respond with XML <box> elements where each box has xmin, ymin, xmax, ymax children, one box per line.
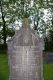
<box><xmin>7</xmin><ymin>18</ymin><xmax>44</xmax><ymax>80</ymax></box>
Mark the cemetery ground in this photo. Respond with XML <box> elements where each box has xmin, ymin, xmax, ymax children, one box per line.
<box><xmin>0</xmin><ymin>50</ymin><xmax>9</xmax><ymax>80</ymax></box>
<box><xmin>0</xmin><ymin>50</ymin><xmax>53</xmax><ymax>80</ymax></box>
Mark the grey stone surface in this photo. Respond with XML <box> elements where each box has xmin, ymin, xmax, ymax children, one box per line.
<box><xmin>7</xmin><ymin>18</ymin><xmax>44</xmax><ymax>80</ymax></box>
<box><xmin>47</xmin><ymin>52</ymin><xmax>53</xmax><ymax>63</ymax></box>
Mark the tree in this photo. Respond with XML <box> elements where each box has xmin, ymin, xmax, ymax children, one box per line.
<box><xmin>0</xmin><ymin>1</ymin><xmax>7</xmax><ymax>46</ymax></box>
<box><xmin>0</xmin><ymin>0</ymin><xmax>53</xmax><ymax>47</ymax></box>
<box><xmin>0</xmin><ymin>0</ymin><xmax>15</xmax><ymax>46</ymax></box>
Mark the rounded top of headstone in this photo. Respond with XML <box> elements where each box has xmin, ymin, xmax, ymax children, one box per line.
<box><xmin>7</xmin><ymin>18</ymin><xmax>44</xmax><ymax>49</ymax></box>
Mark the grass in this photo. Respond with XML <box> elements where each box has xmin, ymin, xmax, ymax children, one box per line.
<box><xmin>0</xmin><ymin>51</ymin><xmax>53</xmax><ymax>80</ymax></box>
<box><xmin>0</xmin><ymin>51</ymin><xmax>9</xmax><ymax>80</ymax></box>
<box><xmin>44</xmin><ymin>64</ymin><xmax>53</xmax><ymax>80</ymax></box>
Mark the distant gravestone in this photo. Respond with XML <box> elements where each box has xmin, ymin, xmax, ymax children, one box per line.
<box><xmin>7</xmin><ymin>18</ymin><xmax>44</xmax><ymax>80</ymax></box>
<box><xmin>48</xmin><ymin>52</ymin><xmax>53</xmax><ymax>63</ymax></box>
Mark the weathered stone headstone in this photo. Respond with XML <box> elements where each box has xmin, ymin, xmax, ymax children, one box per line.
<box><xmin>7</xmin><ymin>18</ymin><xmax>44</xmax><ymax>80</ymax></box>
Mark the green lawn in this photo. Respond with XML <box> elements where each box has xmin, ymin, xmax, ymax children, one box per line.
<box><xmin>0</xmin><ymin>52</ymin><xmax>9</xmax><ymax>80</ymax></box>
<box><xmin>44</xmin><ymin>64</ymin><xmax>53</xmax><ymax>80</ymax></box>
<box><xmin>0</xmin><ymin>52</ymin><xmax>53</xmax><ymax>80</ymax></box>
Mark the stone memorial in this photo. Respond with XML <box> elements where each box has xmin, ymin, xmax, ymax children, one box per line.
<box><xmin>7</xmin><ymin>18</ymin><xmax>44</xmax><ymax>80</ymax></box>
